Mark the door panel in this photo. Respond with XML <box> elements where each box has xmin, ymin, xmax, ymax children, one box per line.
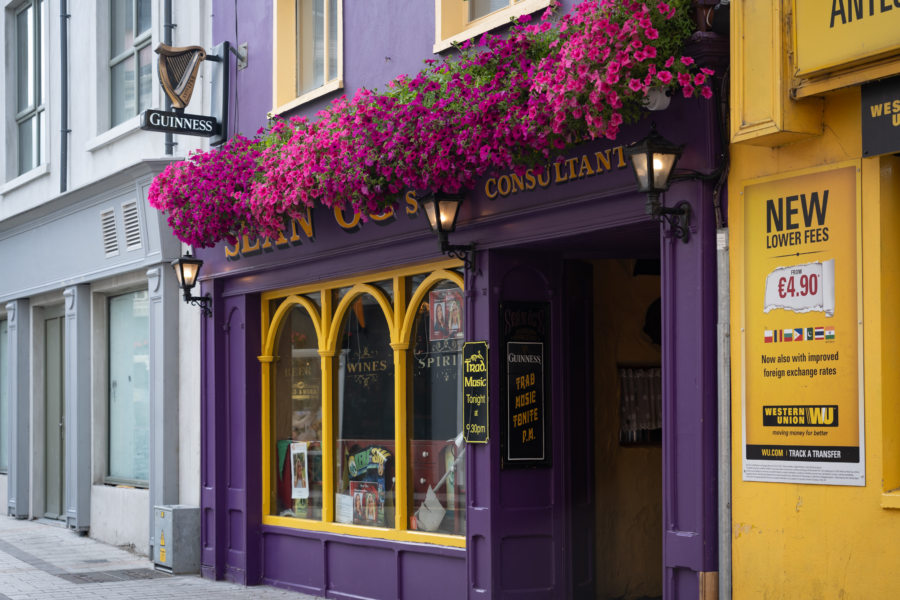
<box><xmin>44</xmin><ymin>314</ymin><xmax>65</xmax><ymax>520</ymax></box>
<box><xmin>564</xmin><ymin>260</ymin><xmax>595</xmax><ymax>600</ymax></box>
<box><xmin>490</xmin><ymin>251</ymin><xmax>568</xmax><ymax>599</ymax></box>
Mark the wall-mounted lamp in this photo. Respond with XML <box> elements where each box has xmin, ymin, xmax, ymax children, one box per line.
<box><xmin>624</xmin><ymin>125</ymin><xmax>691</xmax><ymax>243</ymax></box>
<box><xmin>171</xmin><ymin>252</ymin><xmax>212</xmax><ymax>317</ymax></box>
<box><xmin>421</xmin><ymin>192</ymin><xmax>475</xmax><ymax>270</ymax></box>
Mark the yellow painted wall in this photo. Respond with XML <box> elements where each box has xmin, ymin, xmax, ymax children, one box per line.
<box><xmin>592</xmin><ymin>260</ymin><xmax>662</xmax><ymax>599</ymax></box>
<box><xmin>729</xmin><ymin>65</ymin><xmax>900</xmax><ymax>600</ymax></box>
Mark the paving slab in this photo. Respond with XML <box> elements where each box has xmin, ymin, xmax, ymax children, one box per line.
<box><xmin>0</xmin><ymin>516</ymin><xmax>321</xmax><ymax>599</ymax></box>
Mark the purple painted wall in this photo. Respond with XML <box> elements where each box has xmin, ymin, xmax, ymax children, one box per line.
<box><xmin>204</xmin><ymin>1</ymin><xmax>726</xmax><ymax>597</ymax></box>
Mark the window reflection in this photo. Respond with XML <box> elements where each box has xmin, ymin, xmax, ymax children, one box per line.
<box><xmin>334</xmin><ymin>295</ymin><xmax>395</xmax><ymax>528</ymax></box>
<box><xmin>271</xmin><ymin>305</ymin><xmax>323</xmax><ymax>520</ymax></box>
<box><xmin>408</xmin><ymin>282</ymin><xmax>466</xmax><ymax>535</ymax></box>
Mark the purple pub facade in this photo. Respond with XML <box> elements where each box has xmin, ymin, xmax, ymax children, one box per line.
<box><xmin>198</xmin><ymin>2</ymin><xmax>726</xmax><ymax>598</ymax></box>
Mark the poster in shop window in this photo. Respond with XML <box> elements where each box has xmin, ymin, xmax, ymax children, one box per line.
<box><xmin>742</xmin><ymin>165</ymin><xmax>864</xmax><ymax>486</ymax></box>
<box><xmin>429</xmin><ymin>289</ymin><xmax>464</xmax><ymax>342</ymax></box>
<box><xmin>290</xmin><ymin>442</ymin><xmax>310</xmax><ymax>500</ymax></box>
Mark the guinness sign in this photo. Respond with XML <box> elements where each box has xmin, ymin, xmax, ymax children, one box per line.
<box><xmin>141</xmin><ymin>43</ymin><xmax>223</xmax><ymax>139</ymax></box>
<box><xmin>141</xmin><ymin>109</ymin><xmax>218</xmax><ymax>137</ymax></box>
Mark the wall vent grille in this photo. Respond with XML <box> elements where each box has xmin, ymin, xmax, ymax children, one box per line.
<box><xmin>122</xmin><ymin>201</ymin><xmax>142</xmax><ymax>251</ymax></box>
<box><xmin>101</xmin><ymin>209</ymin><xmax>119</xmax><ymax>257</ymax></box>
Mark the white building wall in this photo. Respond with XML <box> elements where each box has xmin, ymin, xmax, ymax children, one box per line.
<box><xmin>0</xmin><ymin>0</ymin><xmax>210</xmax><ymax>554</ymax></box>
<box><xmin>90</xmin><ymin>485</ymin><xmax>150</xmax><ymax>554</ymax></box>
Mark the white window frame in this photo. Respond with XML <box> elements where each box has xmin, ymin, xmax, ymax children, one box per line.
<box><xmin>13</xmin><ymin>0</ymin><xmax>45</xmax><ymax>177</ymax></box>
<box><xmin>108</xmin><ymin>0</ymin><xmax>152</xmax><ymax>128</ymax></box>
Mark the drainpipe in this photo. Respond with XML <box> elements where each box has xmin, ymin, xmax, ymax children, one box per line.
<box><xmin>712</xmin><ymin>66</ymin><xmax>732</xmax><ymax>600</ymax></box>
<box><xmin>163</xmin><ymin>0</ymin><xmax>174</xmax><ymax>155</ymax></box>
<box><xmin>717</xmin><ymin>228</ymin><xmax>731</xmax><ymax>600</ymax></box>
<box><xmin>59</xmin><ymin>0</ymin><xmax>69</xmax><ymax>193</ymax></box>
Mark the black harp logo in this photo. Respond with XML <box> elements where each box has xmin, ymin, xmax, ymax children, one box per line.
<box><xmin>156</xmin><ymin>44</ymin><xmax>206</xmax><ymax>110</ymax></box>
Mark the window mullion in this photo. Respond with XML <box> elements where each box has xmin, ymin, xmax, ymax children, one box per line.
<box><xmin>322</xmin><ymin>0</ymin><xmax>329</xmax><ymax>83</ymax></box>
<box><xmin>320</xmin><ymin>351</ymin><xmax>335</xmax><ymax>523</ymax></box>
<box><xmin>133</xmin><ymin>47</ymin><xmax>140</xmax><ymax>114</ymax></box>
<box><xmin>294</xmin><ymin>0</ymin><xmax>301</xmax><ymax>97</ymax></box>
<box><xmin>392</xmin><ymin>275</ymin><xmax>408</xmax><ymax>531</ymax></box>
<box><xmin>131</xmin><ymin>0</ymin><xmax>138</xmax><ymax>43</ymax></box>
<box><xmin>15</xmin><ymin>107</ymin><xmax>36</xmax><ymax>123</ymax></box>
<box><xmin>109</xmin><ymin>49</ymin><xmax>133</xmax><ymax>67</ymax></box>
<box><xmin>393</xmin><ymin>348</ymin><xmax>409</xmax><ymax>531</ymax></box>
<box><xmin>33</xmin><ymin>2</ymin><xmax>41</xmax><ymax>113</ymax></box>
<box><xmin>320</xmin><ymin>290</ymin><xmax>335</xmax><ymax>523</ymax></box>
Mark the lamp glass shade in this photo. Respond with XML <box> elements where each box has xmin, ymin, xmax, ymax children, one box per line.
<box><xmin>624</xmin><ymin>126</ymin><xmax>683</xmax><ymax>194</ymax></box>
<box><xmin>630</xmin><ymin>152</ymin><xmax>650</xmax><ymax>191</ymax></box>
<box><xmin>651</xmin><ymin>151</ymin><xmax>677</xmax><ymax>190</ymax></box>
<box><xmin>422</xmin><ymin>196</ymin><xmax>439</xmax><ymax>232</ymax></box>
<box><xmin>436</xmin><ymin>197</ymin><xmax>462</xmax><ymax>233</ymax></box>
<box><xmin>421</xmin><ymin>192</ymin><xmax>464</xmax><ymax>234</ymax></box>
<box><xmin>171</xmin><ymin>254</ymin><xmax>203</xmax><ymax>291</ymax></box>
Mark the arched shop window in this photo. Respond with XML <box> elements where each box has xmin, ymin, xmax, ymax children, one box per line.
<box><xmin>269</xmin><ymin>297</ymin><xmax>323</xmax><ymax>520</ymax></box>
<box><xmin>261</xmin><ymin>262</ymin><xmax>466</xmax><ymax>546</ymax></box>
<box><xmin>334</xmin><ymin>291</ymin><xmax>396</xmax><ymax>528</ymax></box>
<box><xmin>408</xmin><ymin>277</ymin><xmax>465</xmax><ymax>536</ymax></box>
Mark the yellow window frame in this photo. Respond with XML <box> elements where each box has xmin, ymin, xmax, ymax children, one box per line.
<box><xmin>434</xmin><ymin>0</ymin><xmax>551</xmax><ymax>53</ymax></box>
<box><xmin>260</xmin><ymin>259</ymin><xmax>466</xmax><ymax>547</ymax></box>
<box><xmin>272</xmin><ymin>0</ymin><xmax>344</xmax><ymax>115</ymax></box>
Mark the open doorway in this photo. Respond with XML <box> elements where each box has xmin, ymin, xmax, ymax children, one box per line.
<box><xmin>591</xmin><ymin>258</ymin><xmax>662</xmax><ymax>600</ymax></box>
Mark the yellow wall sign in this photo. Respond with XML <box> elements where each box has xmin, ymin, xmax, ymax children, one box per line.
<box><xmin>742</xmin><ymin>165</ymin><xmax>864</xmax><ymax>486</ymax></box>
<box><xmin>793</xmin><ymin>0</ymin><xmax>900</xmax><ymax>77</ymax></box>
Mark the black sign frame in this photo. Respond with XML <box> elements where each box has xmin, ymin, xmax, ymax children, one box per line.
<box><xmin>463</xmin><ymin>341</ymin><xmax>489</xmax><ymax>443</ymax></box>
<box><xmin>500</xmin><ymin>301</ymin><xmax>551</xmax><ymax>468</ymax></box>
<box><xmin>140</xmin><ymin>109</ymin><xmax>220</xmax><ymax>137</ymax></box>
<box><xmin>862</xmin><ymin>75</ymin><xmax>900</xmax><ymax>157</ymax></box>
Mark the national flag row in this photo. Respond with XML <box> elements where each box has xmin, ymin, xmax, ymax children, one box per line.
<box><xmin>764</xmin><ymin>327</ymin><xmax>835</xmax><ymax>343</ymax></box>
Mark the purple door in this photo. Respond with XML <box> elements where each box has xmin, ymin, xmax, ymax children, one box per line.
<box><xmin>483</xmin><ymin>250</ymin><xmax>597</xmax><ymax>599</ymax></box>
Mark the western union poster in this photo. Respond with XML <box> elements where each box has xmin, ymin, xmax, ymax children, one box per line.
<box><xmin>743</xmin><ymin>165</ymin><xmax>864</xmax><ymax>486</ymax></box>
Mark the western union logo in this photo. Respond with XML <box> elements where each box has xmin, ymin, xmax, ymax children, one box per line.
<box><xmin>762</xmin><ymin>405</ymin><xmax>838</xmax><ymax>427</ymax></box>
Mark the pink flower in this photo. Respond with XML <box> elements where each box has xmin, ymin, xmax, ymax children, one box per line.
<box><xmin>149</xmin><ymin>0</ymin><xmax>710</xmax><ymax>248</ymax></box>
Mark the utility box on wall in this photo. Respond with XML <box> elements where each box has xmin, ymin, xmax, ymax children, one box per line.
<box><xmin>153</xmin><ymin>505</ymin><xmax>200</xmax><ymax>574</ymax></box>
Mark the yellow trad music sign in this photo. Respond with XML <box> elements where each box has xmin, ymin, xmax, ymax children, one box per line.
<box><xmin>742</xmin><ymin>165</ymin><xmax>864</xmax><ymax>486</ymax></box>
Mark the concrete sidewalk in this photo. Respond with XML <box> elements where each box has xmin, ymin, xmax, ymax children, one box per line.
<box><xmin>0</xmin><ymin>515</ymin><xmax>321</xmax><ymax>599</ymax></box>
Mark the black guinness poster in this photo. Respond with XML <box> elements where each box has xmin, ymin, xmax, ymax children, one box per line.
<box><xmin>500</xmin><ymin>302</ymin><xmax>550</xmax><ymax>468</ymax></box>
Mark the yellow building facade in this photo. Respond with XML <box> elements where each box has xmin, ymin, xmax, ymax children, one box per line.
<box><xmin>730</xmin><ymin>1</ymin><xmax>900</xmax><ymax>597</ymax></box>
